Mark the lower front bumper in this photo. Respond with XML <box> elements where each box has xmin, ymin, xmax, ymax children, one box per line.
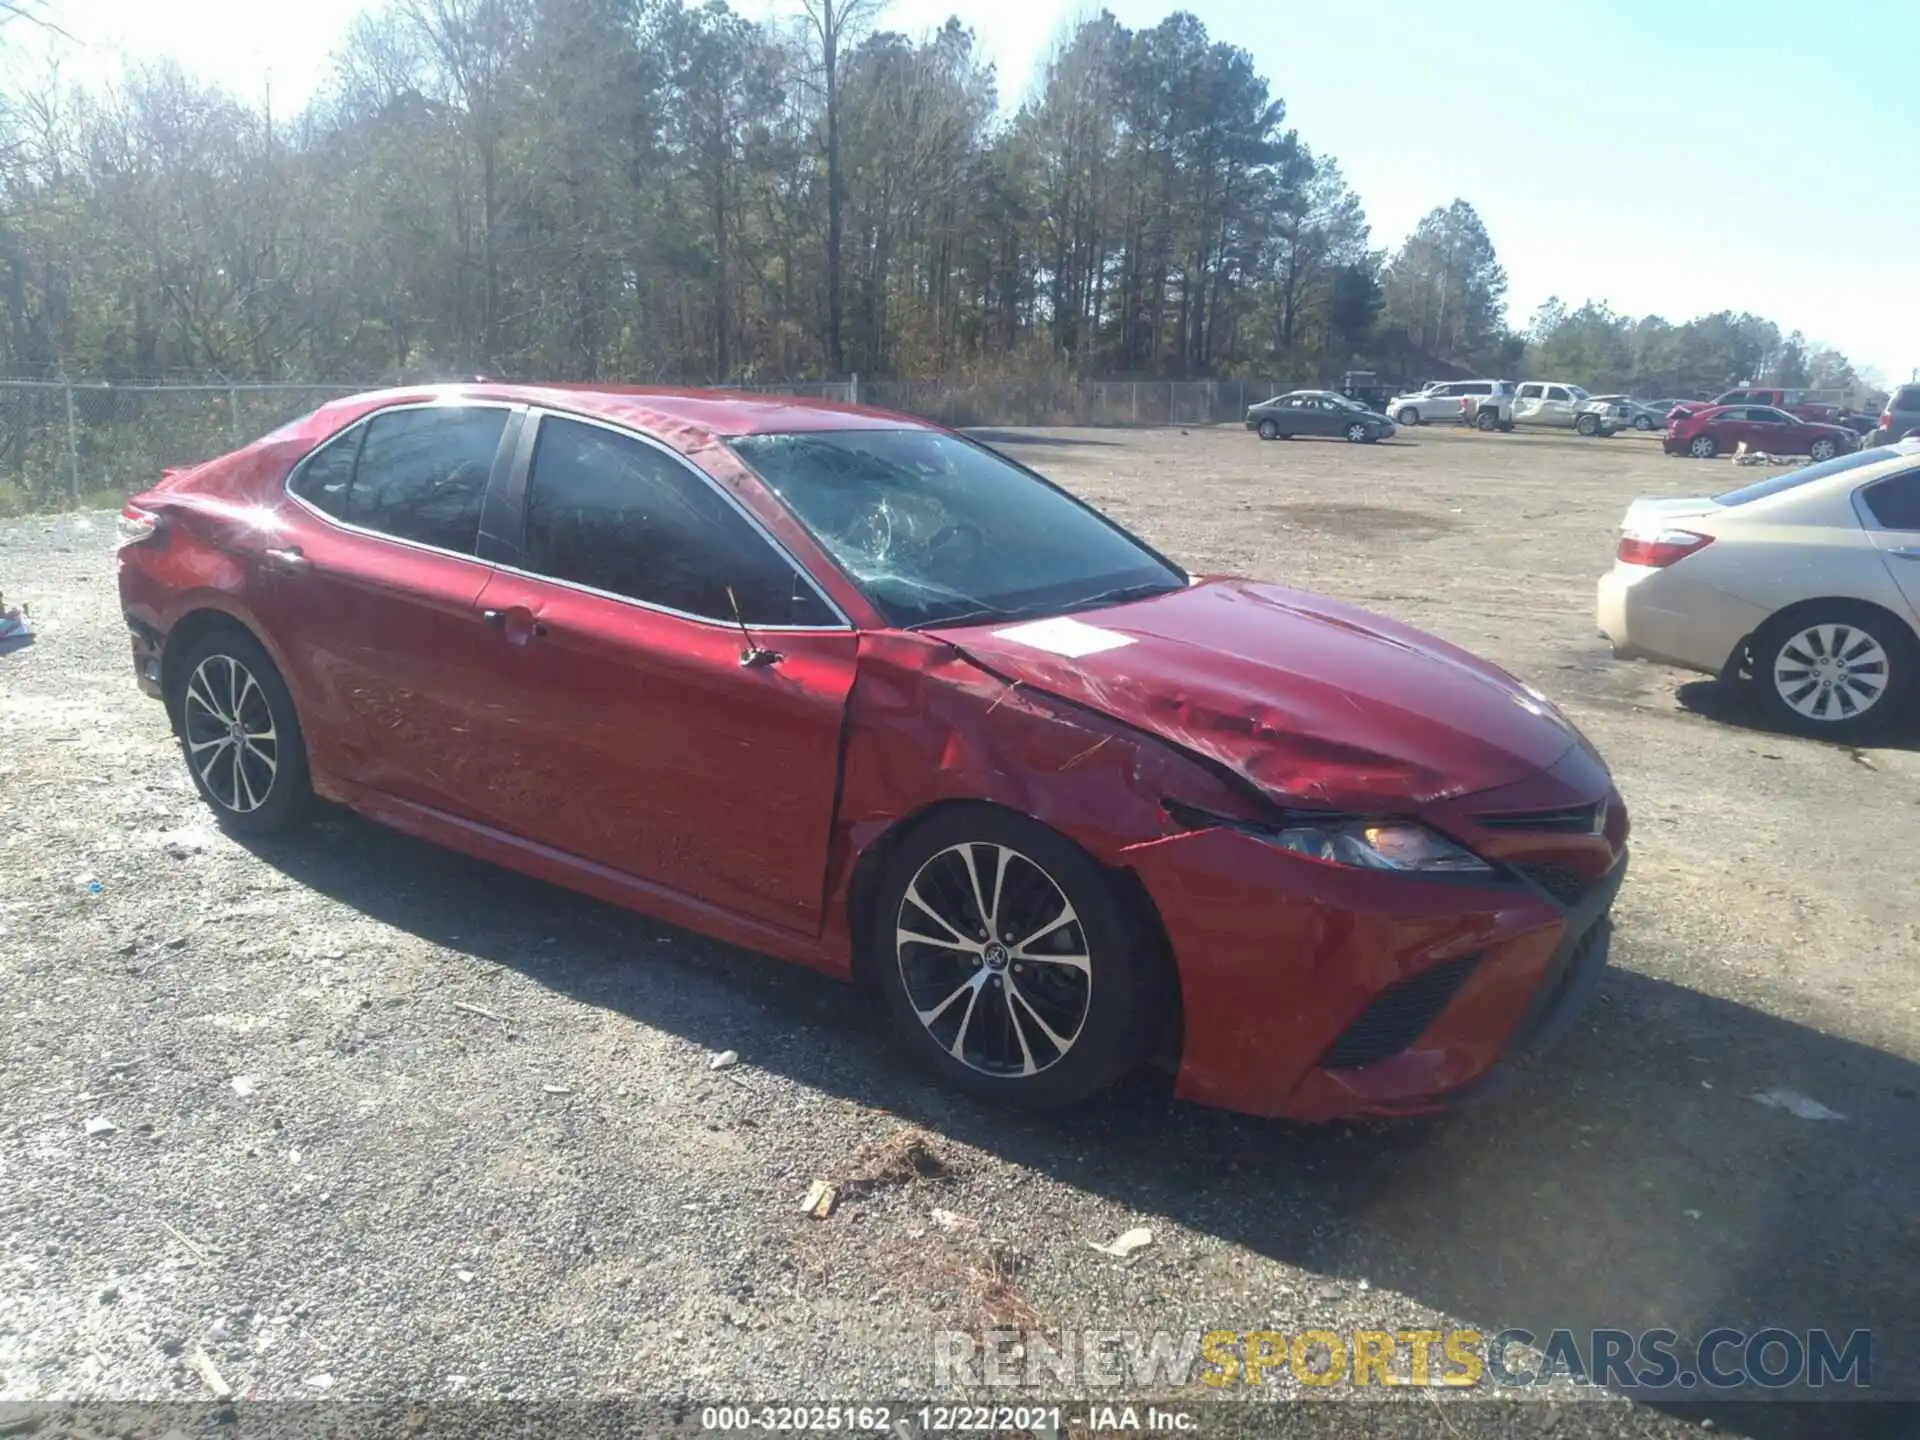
<box><xmin>1126</xmin><ymin>819</ymin><xmax>1629</xmax><ymax>1121</ymax></box>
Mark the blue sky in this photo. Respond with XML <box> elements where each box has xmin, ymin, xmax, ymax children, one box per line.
<box><xmin>27</xmin><ymin>0</ymin><xmax>1920</xmax><ymax>384</ymax></box>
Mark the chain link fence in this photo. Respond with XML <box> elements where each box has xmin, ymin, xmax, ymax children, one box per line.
<box><xmin>0</xmin><ymin>376</ymin><xmax>1304</xmax><ymax>515</ymax></box>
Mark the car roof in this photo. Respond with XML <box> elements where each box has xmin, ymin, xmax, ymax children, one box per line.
<box><xmin>309</xmin><ymin>382</ymin><xmax>927</xmax><ymax>445</ymax></box>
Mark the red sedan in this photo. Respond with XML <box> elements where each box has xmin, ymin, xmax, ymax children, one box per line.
<box><xmin>1663</xmin><ymin>403</ymin><xmax>1857</xmax><ymax>461</ymax></box>
<box><xmin>116</xmin><ymin>385</ymin><xmax>1628</xmax><ymax>1120</ymax></box>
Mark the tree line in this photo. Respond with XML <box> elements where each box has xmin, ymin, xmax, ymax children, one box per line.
<box><xmin>0</xmin><ymin>0</ymin><xmax>1877</xmax><ymax>402</ymax></box>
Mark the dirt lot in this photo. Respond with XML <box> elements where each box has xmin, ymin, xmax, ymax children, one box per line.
<box><xmin>2</xmin><ymin>424</ymin><xmax>1916</xmax><ymax>1437</ymax></box>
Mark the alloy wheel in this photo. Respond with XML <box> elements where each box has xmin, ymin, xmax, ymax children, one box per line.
<box><xmin>1771</xmin><ymin>623</ymin><xmax>1890</xmax><ymax>722</ymax></box>
<box><xmin>182</xmin><ymin>653</ymin><xmax>280</xmax><ymax>813</ymax></box>
<box><xmin>1346</xmin><ymin>422</ymin><xmax>1369</xmax><ymax>443</ymax></box>
<box><xmin>894</xmin><ymin>841</ymin><xmax>1092</xmax><ymax>1078</ymax></box>
<box><xmin>1809</xmin><ymin>439</ymin><xmax>1837</xmax><ymax>461</ymax></box>
<box><xmin>1689</xmin><ymin>435</ymin><xmax>1716</xmax><ymax>458</ymax></box>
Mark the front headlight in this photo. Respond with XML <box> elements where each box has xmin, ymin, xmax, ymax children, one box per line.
<box><xmin>1261</xmin><ymin>820</ymin><xmax>1492</xmax><ymax>874</ymax></box>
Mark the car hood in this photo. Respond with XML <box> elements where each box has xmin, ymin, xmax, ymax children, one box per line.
<box><xmin>929</xmin><ymin>578</ymin><xmax>1582</xmax><ymax>810</ymax></box>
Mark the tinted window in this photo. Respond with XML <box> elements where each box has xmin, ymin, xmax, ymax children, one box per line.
<box><xmin>1748</xmin><ymin>408</ymin><xmax>1788</xmax><ymax>424</ymax></box>
<box><xmin>1891</xmin><ymin>387</ymin><xmax>1920</xmax><ymax>413</ymax></box>
<box><xmin>523</xmin><ymin>416</ymin><xmax>834</xmax><ymax>627</ymax></box>
<box><xmin>289</xmin><ymin>425</ymin><xmax>362</xmax><ymax>518</ymax></box>
<box><xmin>1461</xmin><ymin>382</ymin><xmax>1491</xmax><ymax>396</ymax></box>
<box><xmin>1714</xmin><ymin>447</ymin><xmax>1897</xmax><ymax>505</ymax></box>
<box><xmin>729</xmin><ymin>429</ymin><xmax>1184</xmax><ymax>628</ymax></box>
<box><xmin>1546</xmin><ymin>386</ymin><xmax>1572</xmax><ymax>402</ymax></box>
<box><xmin>1862</xmin><ymin>471</ymin><xmax>1920</xmax><ymax>529</ymax></box>
<box><xmin>341</xmin><ymin>407</ymin><xmax>506</xmax><ymax>552</ymax></box>
<box><xmin>1713</xmin><ymin>408</ymin><xmax>1748</xmax><ymax>422</ymax></box>
<box><xmin>1518</xmin><ymin>384</ymin><xmax>1543</xmax><ymax>399</ymax></box>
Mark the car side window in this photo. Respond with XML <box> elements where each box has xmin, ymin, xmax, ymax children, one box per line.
<box><xmin>1518</xmin><ymin>384</ymin><xmax>1543</xmax><ymax>399</ymax></box>
<box><xmin>288</xmin><ymin>424</ymin><xmax>364</xmax><ymax>519</ymax></box>
<box><xmin>1749</xmin><ymin>408</ymin><xmax>1785</xmax><ymax>424</ymax></box>
<box><xmin>521</xmin><ymin>415</ymin><xmax>836</xmax><ymax>627</ymax></box>
<box><xmin>1546</xmin><ymin>386</ymin><xmax>1571</xmax><ymax>402</ymax></box>
<box><xmin>338</xmin><ymin>406</ymin><xmax>507</xmax><ymax>553</ymax></box>
<box><xmin>1862</xmin><ymin>472</ymin><xmax>1920</xmax><ymax>530</ymax></box>
<box><xmin>1716</xmin><ymin>408</ymin><xmax>1748</xmax><ymax>421</ymax></box>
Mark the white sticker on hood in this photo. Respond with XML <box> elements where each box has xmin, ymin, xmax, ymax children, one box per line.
<box><xmin>991</xmin><ymin>616</ymin><xmax>1136</xmax><ymax>659</ymax></box>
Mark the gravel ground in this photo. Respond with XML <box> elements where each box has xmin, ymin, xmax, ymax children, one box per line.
<box><xmin>2</xmin><ymin>424</ymin><xmax>1916</xmax><ymax>1439</ymax></box>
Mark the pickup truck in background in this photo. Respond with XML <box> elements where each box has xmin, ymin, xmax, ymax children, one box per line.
<box><xmin>1669</xmin><ymin>388</ymin><xmax>1845</xmax><ymax>425</ymax></box>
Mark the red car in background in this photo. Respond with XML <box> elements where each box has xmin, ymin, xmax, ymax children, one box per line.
<box><xmin>116</xmin><ymin>384</ymin><xmax>1627</xmax><ymax>1121</ymax></box>
<box><xmin>1663</xmin><ymin>403</ymin><xmax>1858</xmax><ymax>460</ymax></box>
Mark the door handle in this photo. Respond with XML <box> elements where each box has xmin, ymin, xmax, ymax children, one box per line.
<box><xmin>262</xmin><ymin>546</ymin><xmax>310</xmax><ymax>571</ymax></box>
<box><xmin>481</xmin><ymin>607</ymin><xmax>548</xmax><ymax>638</ymax></box>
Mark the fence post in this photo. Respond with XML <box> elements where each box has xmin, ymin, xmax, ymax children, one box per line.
<box><xmin>229</xmin><ymin>386</ymin><xmax>242</xmax><ymax>449</ymax></box>
<box><xmin>1131</xmin><ymin>382</ymin><xmax>1138</xmax><ymax>425</ymax></box>
<box><xmin>64</xmin><ymin>382</ymin><xmax>80</xmax><ymax>506</ymax></box>
<box><xmin>849</xmin><ymin>372</ymin><xmax>859</xmax><ymax>407</ymax></box>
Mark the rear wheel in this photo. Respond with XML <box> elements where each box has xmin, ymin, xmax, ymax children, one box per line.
<box><xmin>1752</xmin><ymin>604</ymin><xmax>1912</xmax><ymax>740</ymax></box>
<box><xmin>873</xmin><ymin>807</ymin><xmax>1156</xmax><ymax>1108</ymax></box>
<box><xmin>1808</xmin><ymin>437</ymin><xmax>1839</xmax><ymax>461</ymax></box>
<box><xmin>1256</xmin><ymin>417</ymin><xmax>1280</xmax><ymax>441</ymax></box>
<box><xmin>1475</xmin><ymin>410</ymin><xmax>1498</xmax><ymax>432</ymax></box>
<box><xmin>1575</xmin><ymin>413</ymin><xmax>1601</xmax><ymax>437</ymax></box>
<box><xmin>1688</xmin><ymin>434</ymin><xmax>1718</xmax><ymax>459</ymax></box>
<box><xmin>169</xmin><ymin>626</ymin><xmax>312</xmax><ymax>836</ymax></box>
<box><xmin>1397</xmin><ymin>407</ymin><xmax>1420</xmax><ymax>426</ymax></box>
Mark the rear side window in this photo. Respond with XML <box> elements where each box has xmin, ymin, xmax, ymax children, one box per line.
<box><xmin>1462</xmin><ymin>382</ymin><xmax>1492</xmax><ymax>396</ymax></box>
<box><xmin>288</xmin><ymin>426</ymin><xmax>362</xmax><ymax>518</ymax></box>
<box><xmin>1518</xmin><ymin>383</ymin><xmax>1543</xmax><ymax>399</ymax></box>
<box><xmin>1892</xmin><ymin>387</ymin><xmax>1920</xmax><ymax>413</ymax></box>
<box><xmin>1862</xmin><ymin>471</ymin><xmax>1920</xmax><ymax>529</ymax></box>
<box><xmin>521</xmin><ymin>416</ymin><xmax>836</xmax><ymax>627</ymax></box>
<box><xmin>345</xmin><ymin>407</ymin><xmax>506</xmax><ymax>553</ymax></box>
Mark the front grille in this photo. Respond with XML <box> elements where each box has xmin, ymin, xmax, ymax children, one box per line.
<box><xmin>1510</xmin><ymin>860</ymin><xmax>1594</xmax><ymax>907</ymax></box>
<box><xmin>1321</xmin><ymin>955</ymin><xmax>1480</xmax><ymax>1071</ymax></box>
<box><xmin>1474</xmin><ymin>802</ymin><xmax>1603</xmax><ymax>835</ymax></box>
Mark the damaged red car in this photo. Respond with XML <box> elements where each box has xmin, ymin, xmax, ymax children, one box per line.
<box><xmin>117</xmin><ymin>386</ymin><xmax>1628</xmax><ymax>1119</ymax></box>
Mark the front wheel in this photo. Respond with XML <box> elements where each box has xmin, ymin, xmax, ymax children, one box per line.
<box><xmin>1345</xmin><ymin>422</ymin><xmax>1370</xmax><ymax>443</ymax></box>
<box><xmin>1752</xmin><ymin>605</ymin><xmax>1912</xmax><ymax>740</ymax></box>
<box><xmin>873</xmin><ymin>807</ymin><xmax>1157</xmax><ymax>1108</ymax></box>
<box><xmin>1575</xmin><ymin>413</ymin><xmax>1601</xmax><ymax>437</ymax></box>
<box><xmin>1808</xmin><ymin>437</ymin><xmax>1839</xmax><ymax>461</ymax></box>
<box><xmin>169</xmin><ymin>626</ymin><xmax>313</xmax><ymax>836</ymax></box>
<box><xmin>1256</xmin><ymin>417</ymin><xmax>1280</xmax><ymax>440</ymax></box>
<box><xmin>1688</xmin><ymin>434</ymin><xmax>1718</xmax><ymax>459</ymax></box>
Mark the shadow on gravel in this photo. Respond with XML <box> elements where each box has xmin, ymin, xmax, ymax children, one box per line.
<box><xmin>241</xmin><ymin>814</ymin><xmax>1920</xmax><ymax>1437</ymax></box>
<box><xmin>1674</xmin><ymin>677</ymin><xmax>1920</xmax><ymax>753</ymax></box>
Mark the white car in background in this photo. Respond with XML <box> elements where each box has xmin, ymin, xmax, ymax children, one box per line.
<box><xmin>1598</xmin><ymin>440</ymin><xmax>1920</xmax><ymax>739</ymax></box>
<box><xmin>1514</xmin><ymin>381</ymin><xmax>1591</xmax><ymax>427</ymax></box>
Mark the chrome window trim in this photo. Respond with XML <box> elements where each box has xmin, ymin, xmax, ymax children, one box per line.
<box><xmin>280</xmin><ymin>398</ymin><xmax>520</xmax><ymax>568</ymax></box>
<box><xmin>515</xmin><ymin>407</ymin><xmax>854</xmax><ymax>632</ymax></box>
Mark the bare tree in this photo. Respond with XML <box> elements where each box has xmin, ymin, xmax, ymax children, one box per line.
<box><xmin>796</xmin><ymin>0</ymin><xmax>879</xmax><ymax>376</ymax></box>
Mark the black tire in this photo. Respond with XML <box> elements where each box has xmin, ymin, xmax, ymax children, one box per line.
<box><xmin>1808</xmin><ymin>437</ymin><xmax>1839</xmax><ymax>461</ymax></box>
<box><xmin>1633</xmin><ymin>414</ymin><xmax>1654</xmax><ymax>431</ymax></box>
<box><xmin>1688</xmin><ymin>434</ymin><xmax>1718</xmax><ymax>459</ymax></box>
<box><xmin>1575</xmin><ymin>413</ymin><xmax>1600</xmax><ymax>437</ymax></box>
<box><xmin>1397</xmin><ymin>407</ymin><xmax>1420</xmax><ymax>426</ymax></box>
<box><xmin>872</xmin><ymin>806</ymin><xmax>1158</xmax><ymax>1108</ymax></box>
<box><xmin>168</xmin><ymin>625</ymin><xmax>313</xmax><ymax>836</ymax></box>
<box><xmin>1475</xmin><ymin>410</ymin><xmax>1498</xmax><ymax>432</ymax></box>
<box><xmin>1498</xmin><ymin>421</ymin><xmax>1515</xmax><ymax>432</ymax></box>
<box><xmin>1344</xmin><ymin>421</ymin><xmax>1370</xmax><ymax>444</ymax></box>
<box><xmin>1750</xmin><ymin>603</ymin><xmax>1914</xmax><ymax>741</ymax></box>
<box><xmin>1256</xmin><ymin>417</ymin><xmax>1279</xmax><ymax>440</ymax></box>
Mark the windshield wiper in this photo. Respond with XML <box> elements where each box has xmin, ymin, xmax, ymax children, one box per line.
<box><xmin>1058</xmin><ymin>580</ymin><xmax>1184</xmax><ymax>613</ymax></box>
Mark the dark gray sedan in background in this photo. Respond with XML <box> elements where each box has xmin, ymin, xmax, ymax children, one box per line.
<box><xmin>1246</xmin><ymin>390</ymin><xmax>1397</xmax><ymax>443</ymax></box>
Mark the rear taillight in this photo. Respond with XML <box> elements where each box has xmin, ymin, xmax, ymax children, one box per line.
<box><xmin>1883</xmin><ymin>412</ymin><xmax>1895</xmax><ymax>429</ymax></box>
<box><xmin>116</xmin><ymin>503</ymin><xmax>162</xmax><ymax>549</ymax></box>
<box><xmin>1618</xmin><ymin>529</ymin><xmax>1714</xmax><ymax>568</ymax></box>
